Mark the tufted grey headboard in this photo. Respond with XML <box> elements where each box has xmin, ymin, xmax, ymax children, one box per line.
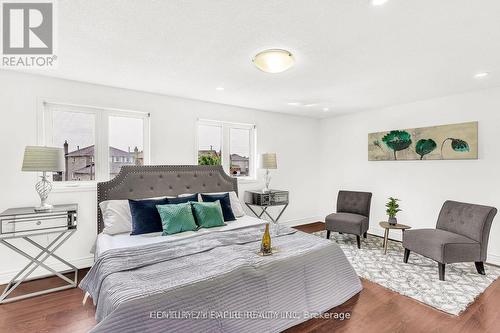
<box><xmin>96</xmin><ymin>165</ymin><xmax>238</xmax><ymax>233</ymax></box>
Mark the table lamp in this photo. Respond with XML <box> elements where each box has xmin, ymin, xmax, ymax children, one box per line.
<box><xmin>22</xmin><ymin>146</ymin><xmax>65</xmax><ymax>211</ymax></box>
<box><xmin>261</xmin><ymin>153</ymin><xmax>277</xmax><ymax>193</ymax></box>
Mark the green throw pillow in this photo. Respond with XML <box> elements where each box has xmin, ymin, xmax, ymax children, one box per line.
<box><xmin>156</xmin><ymin>203</ymin><xmax>198</xmax><ymax>235</ymax></box>
<box><xmin>191</xmin><ymin>201</ymin><xmax>225</xmax><ymax>228</ymax></box>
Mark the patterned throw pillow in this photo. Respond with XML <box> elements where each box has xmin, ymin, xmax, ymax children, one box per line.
<box><xmin>191</xmin><ymin>201</ymin><xmax>225</xmax><ymax>228</ymax></box>
<box><xmin>156</xmin><ymin>202</ymin><xmax>198</xmax><ymax>235</ymax></box>
<box><xmin>200</xmin><ymin>193</ymin><xmax>236</xmax><ymax>221</ymax></box>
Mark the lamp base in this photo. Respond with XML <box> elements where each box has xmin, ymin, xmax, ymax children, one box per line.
<box><xmin>35</xmin><ymin>172</ymin><xmax>53</xmax><ymax>212</ymax></box>
<box><xmin>262</xmin><ymin>169</ymin><xmax>271</xmax><ymax>193</ymax></box>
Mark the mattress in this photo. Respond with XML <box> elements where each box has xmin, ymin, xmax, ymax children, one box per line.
<box><xmin>82</xmin><ymin>219</ymin><xmax>362</xmax><ymax>333</ymax></box>
<box><xmin>94</xmin><ymin>214</ymin><xmax>266</xmax><ymax>256</ymax></box>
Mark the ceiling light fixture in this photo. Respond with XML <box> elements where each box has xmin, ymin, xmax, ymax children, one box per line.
<box><xmin>215</xmin><ymin>86</ymin><xmax>225</xmax><ymax>91</ymax></box>
<box><xmin>474</xmin><ymin>72</ymin><xmax>489</xmax><ymax>79</ymax></box>
<box><xmin>287</xmin><ymin>102</ymin><xmax>301</xmax><ymax>106</ymax></box>
<box><xmin>372</xmin><ymin>0</ymin><xmax>389</xmax><ymax>6</ymax></box>
<box><xmin>322</xmin><ymin>107</ymin><xmax>329</xmax><ymax>112</ymax></box>
<box><xmin>303</xmin><ymin>103</ymin><xmax>317</xmax><ymax>107</ymax></box>
<box><xmin>253</xmin><ymin>49</ymin><xmax>295</xmax><ymax>73</ymax></box>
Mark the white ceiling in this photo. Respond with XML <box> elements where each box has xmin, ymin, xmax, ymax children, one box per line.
<box><xmin>9</xmin><ymin>0</ymin><xmax>500</xmax><ymax>118</ymax></box>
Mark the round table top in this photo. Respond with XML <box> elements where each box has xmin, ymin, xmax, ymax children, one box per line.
<box><xmin>379</xmin><ymin>221</ymin><xmax>412</xmax><ymax>230</ymax></box>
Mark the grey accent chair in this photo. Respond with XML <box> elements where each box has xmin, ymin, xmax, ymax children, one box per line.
<box><xmin>325</xmin><ymin>190</ymin><xmax>372</xmax><ymax>249</ymax></box>
<box><xmin>403</xmin><ymin>200</ymin><xmax>497</xmax><ymax>281</ymax></box>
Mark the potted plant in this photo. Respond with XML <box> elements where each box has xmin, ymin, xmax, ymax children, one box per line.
<box><xmin>386</xmin><ymin>197</ymin><xmax>401</xmax><ymax>225</ymax></box>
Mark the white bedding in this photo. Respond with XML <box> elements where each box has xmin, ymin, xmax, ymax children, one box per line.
<box><xmin>83</xmin><ymin>221</ymin><xmax>362</xmax><ymax>333</ymax></box>
<box><xmin>95</xmin><ymin>215</ymin><xmax>266</xmax><ymax>257</ymax></box>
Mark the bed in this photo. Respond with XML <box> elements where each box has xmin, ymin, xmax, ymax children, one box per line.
<box><xmin>80</xmin><ymin>165</ymin><xmax>362</xmax><ymax>333</ymax></box>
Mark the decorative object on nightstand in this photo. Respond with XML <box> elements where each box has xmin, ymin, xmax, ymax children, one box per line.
<box><xmin>261</xmin><ymin>153</ymin><xmax>277</xmax><ymax>193</ymax></box>
<box><xmin>0</xmin><ymin>204</ymin><xmax>78</xmax><ymax>304</ymax></box>
<box><xmin>386</xmin><ymin>197</ymin><xmax>401</xmax><ymax>225</ymax></box>
<box><xmin>379</xmin><ymin>221</ymin><xmax>411</xmax><ymax>255</ymax></box>
<box><xmin>22</xmin><ymin>146</ymin><xmax>65</xmax><ymax>212</ymax></box>
<box><xmin>245</xmin><ymin>189</ymin><xmax>289</xmax><ymax>236</ymax></box>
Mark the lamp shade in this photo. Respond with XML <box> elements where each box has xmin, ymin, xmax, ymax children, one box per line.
<box><xmin>261</xmin><ymin>153</ymin><xmax>277</xmax><ymax>169</ymax></box>
<box><xmin>22</xmin><ymin>146</ymin><xmax>65</xmax><ymax>172</ymax></box>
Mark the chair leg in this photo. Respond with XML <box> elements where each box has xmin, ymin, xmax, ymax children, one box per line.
<box><xmin>326</xmin><ymin>230</ymin><xmax>331</xmax><ymax>239</ymax></box>
<box><xmin>356</xmin><ymin>235</ymin><xmax>361</xmax><ymax>249</ymax></box>
<box><xmin>438</xmin><ymin>263</ymin><xmax>445</xmax><ymax>281</ymax></box>
<box><xmin>403</xmin><ymin>249</ymin><xmax>410</xmax><ymax>263</ymax></box>
<box><xmin>475</xmin><ymin>261</ymin><xmax>485</xmax><ymax>275</ymax></box>
<box><xmin>363</xmin><ymin>232</ymin><xmax>367</xmax><ymax>238</ymax></box>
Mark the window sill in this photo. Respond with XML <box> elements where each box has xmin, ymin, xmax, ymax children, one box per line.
<box><xmin>51</xmin><ymin>182</ymin><xmax>97</xmax><ymax>193</ymax></box>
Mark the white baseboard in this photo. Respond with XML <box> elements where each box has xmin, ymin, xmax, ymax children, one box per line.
<box><xmin>0</xmin><ymin>256</ymin><xmax>94</xmax><ymax>285</ymax></box>
<box><xmin>281</xmin><ymin>216</ymin><xmax>322</xmax><ymax>227</ymax></box>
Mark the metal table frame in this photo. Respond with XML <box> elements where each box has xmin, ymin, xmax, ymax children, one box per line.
<box><xmin>245</xmin><ymin>202</ymin><xmax>289</xmax><ymax>236</ymax></box>
<box><xmin>0</xmin><ymin>228</ymin><xmax>78</xmax><ymax>304</ymax></box>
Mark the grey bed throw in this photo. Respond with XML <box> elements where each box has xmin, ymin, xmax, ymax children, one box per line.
<box><xmin>80</xmin><ymin>225</ymin><xmax>362</xmax><ymax>333</ymax></box>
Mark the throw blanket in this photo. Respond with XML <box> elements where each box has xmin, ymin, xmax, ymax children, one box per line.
<box><xmin>81</xmin><ymin>225</ymin><xmax>361</xmax><ymax>333</ymax></box>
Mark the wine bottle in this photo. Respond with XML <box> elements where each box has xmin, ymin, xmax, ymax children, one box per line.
<box><xmin>261</xmin><ymin>223</ymin><xmax>272</xmax><ymax>255</ymax></box>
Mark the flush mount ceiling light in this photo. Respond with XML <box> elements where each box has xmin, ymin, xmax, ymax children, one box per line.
<box><xmin>253</xmin><ymin>49</ymin><xmax>295</xmax><ymax>73</ymax></box>
<box><xmin>303</xmin><ymin>103</ymin><xmax>317</xmax><ymax>107</ymax></box>
<box><xmin>287</xmin><ymin>102</ymin><xmax>301</xmax><ymax>106</ymax></box>
<box><xmin>474</xmin><ymin>72</ymin><xmax>489</xmax><ymax>79</ymax></box>
<box><xmin>322</xmin><ymin>107</ymin><xmax>329</xmax><ymax>112</ymax></box>
<box><xmin>372</xmin><ymin>0</ymin><xmax>389</xmax><ymax>6</ymax></box>
<box><xmin>215</xmin><ymin>86</ymin><xmax>225</xmax><ymax>91</ymax></box>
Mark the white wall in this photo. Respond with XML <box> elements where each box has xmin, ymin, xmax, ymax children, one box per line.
<box><xmin>318</xmin><ymin>87</ymin><xmax>500</xmax><ymax>265</ymax></box>
<box><xmin>2</xmin><ymin>69</ymin><xmax>498</xmax><ymax>283</ymax></box>
<box><xmin>0</xmin><ymin>71</ymin><xmax>321</xmax><ymax>283</ymax></box>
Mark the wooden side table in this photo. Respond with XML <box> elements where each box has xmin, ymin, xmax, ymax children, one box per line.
<box><xmin>379</xmin><ymin>221</ymin><xmax>411</xmax><ymax>255</ymax></box>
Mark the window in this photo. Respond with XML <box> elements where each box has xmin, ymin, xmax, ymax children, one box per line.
<box><xmin>197</xmin><ymin>119</ymin><xmax>256</xmax><ymax>179</ymax></box>
<box><xmin>41</xmin><ymin>102</ymin><xmax>150</xmax><ymax>184</ymax></box>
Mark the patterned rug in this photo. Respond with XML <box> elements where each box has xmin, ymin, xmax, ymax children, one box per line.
<box><xmin>313</xmin><ymin>230</ymin><xmax>500</xmax><ymax>315</ymax></box>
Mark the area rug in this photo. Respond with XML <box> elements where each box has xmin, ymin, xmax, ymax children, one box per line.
<box><xmin>313</xmin><ymin>230</ymin><xmax>500</xmax><ymax>315</ymax></box>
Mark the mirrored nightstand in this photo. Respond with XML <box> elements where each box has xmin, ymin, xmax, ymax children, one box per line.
<box><xmin>0</xmin><ymin>204</ymin><xmax>78</xmax><ymax>304</ymax></box>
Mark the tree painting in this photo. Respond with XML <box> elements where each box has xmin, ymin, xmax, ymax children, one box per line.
<box><xmin>415</xmin><ymin>139</ymin><xmax>437</xmax><ymax>160</ymax></box>
<box><xmin>381</xmin><ymin>130</ymin><xmax>412</xmax><ymax>160</ymax></box>
<box><xmin>440</xmin><ymin>138</ymin><xmax>470</xmax><ymax>158</ymax></box>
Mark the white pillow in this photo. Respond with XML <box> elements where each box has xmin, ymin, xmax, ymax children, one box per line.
<box><xmin>99</xmin><ymin>200</ymin><xmax>132</xmax><ymax>235</ymax></box>
<box><xmin>202</xmin><ymin>191</ymin><xmax>245</xmax><ymax>218</ymax></box>
<box><xmin>99</xmin><ymin>196</ymin><xmax>173</xmax><ymax>235</ymax></box>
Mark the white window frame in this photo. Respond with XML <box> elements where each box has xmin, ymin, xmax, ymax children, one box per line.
<box><xmin>196</xmin><ymin>119</ymin><xmax>257</xmax><ymax>182</ymax></box>
<box><xmin>38</xmin><ymin>100</ymin><xmax>150</xmax><ymax>190</ymax></box>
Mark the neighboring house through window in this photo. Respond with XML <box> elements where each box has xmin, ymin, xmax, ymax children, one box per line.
<box><xmin>197</xmin><ymin>119</ymin><xmax>256</xmax><ymax>179</ymax></box>
<box><xmin>40</xmin><ymin>102</ymin><xmax>150</xmax><ymax>185</ymax></box>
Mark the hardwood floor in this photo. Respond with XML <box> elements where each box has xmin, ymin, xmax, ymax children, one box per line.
<box><xmin>1</xmin><ymin>222</ymin><xmax>499</xmax><ymax>333</ymax></box>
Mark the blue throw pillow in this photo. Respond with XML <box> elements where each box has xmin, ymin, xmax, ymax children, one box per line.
<box><xmin>129</xmin><ymin>198</ymin><xmax>169</xmax><ymax>235</ymax></box>
<box><xmin>166</xmin><ymin>193</ymin><xmax>198</xmax><ymax>204</ymax></box>
<box><xmin>201</xmin><ymin>193</ymin><xmax>236</xmax><ymax>222</ymax></box>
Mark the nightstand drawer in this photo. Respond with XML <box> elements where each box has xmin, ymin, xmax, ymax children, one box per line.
<box><xmin>1</xmin><ymin>214</ymin><xmax>70</xmax><ymax>236</ymax></box>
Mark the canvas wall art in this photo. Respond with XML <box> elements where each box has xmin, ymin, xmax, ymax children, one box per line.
<box><xmin>368</xmin><ymin>121</ymin><xmax>478</xmax><ymax>161</ymax></box>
